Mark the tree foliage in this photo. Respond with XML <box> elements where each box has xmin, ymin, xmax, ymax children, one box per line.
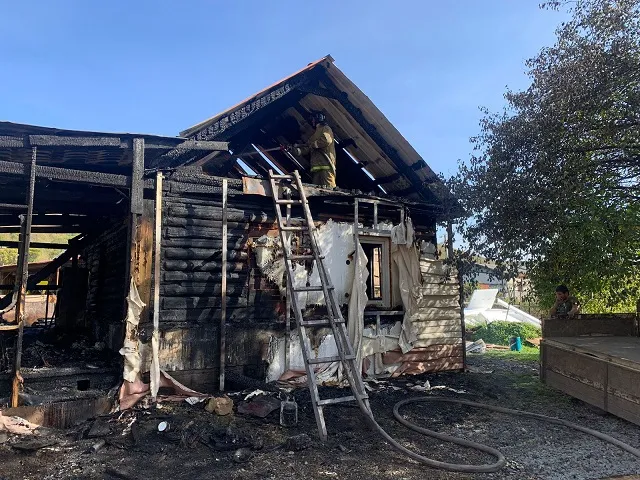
<box><xmin>451</xmin><ymin>0</ymin><xmax>640</xmax><ymax>312</ymax></box>
<box><xmin>0</xmin><ymin>233</ymin><xmax>74</xmax><ymax>267</ymax></box>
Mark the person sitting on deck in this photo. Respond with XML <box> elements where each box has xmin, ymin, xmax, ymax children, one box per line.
<box><xmin>288</xmin><ymin>111</ymin><xmax>337</xmax><ymax>189</ymax></box>
<box><xmin>549</xmin><ymin>284</ymin><xmax>580</xmax><ymax>317</ymax></box>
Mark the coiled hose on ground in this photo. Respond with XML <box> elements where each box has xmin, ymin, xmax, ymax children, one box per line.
<box><xmin>354</xmin><ymin>395</ymin><xmax>640</xmax><ymax>473</ymax></box>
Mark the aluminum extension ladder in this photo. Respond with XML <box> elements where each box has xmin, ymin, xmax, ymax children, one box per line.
<box><xmin>268</xmin><ymin>170</ymin><xmax>371</xmax><ymax>441</ymax></box>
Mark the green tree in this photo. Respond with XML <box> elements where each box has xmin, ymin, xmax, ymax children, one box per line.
<box><xmin>451</xmin><ymin>0</ymin><xmax>640</xmax><ymax>312</ymax></box>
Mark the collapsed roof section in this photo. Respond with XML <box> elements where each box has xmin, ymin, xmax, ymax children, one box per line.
<box><xmin>182</xmin><ymin>56</ymin><xmax>460</xmax><ymax>214</ymax></box>
<box><xmin>0</xmin><ymin>121</ymin><xmax>229</xmax><ymax>174</ymax></box>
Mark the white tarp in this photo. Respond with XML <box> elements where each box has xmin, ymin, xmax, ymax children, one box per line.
<box><xmin>390</xmin><ymin>216</ymin><xmax>421</xmax><ymax>353</ymax></box>
<box><xmin>346</xmin><ymin>239</ymin><xmax>368</xmax><ymax>377</ymax></box>
<box><xmin>119</xmin><ymin>278</ymin><xmax>145</xmax><ymax>383</ymax></box>
<box><xmin>464</xmin><ymin>289</ymin><xmax>541</xmax><ymax>327</ymax></box>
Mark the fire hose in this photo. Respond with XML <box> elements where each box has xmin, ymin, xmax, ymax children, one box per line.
<box><xmin>354</xmin><ymin>396</ymin><xmax>640</xmax><ymax>473</ymax></box>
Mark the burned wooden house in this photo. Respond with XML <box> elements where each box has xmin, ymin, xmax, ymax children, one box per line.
<box><xmin>0</xmin><ymin>56</ymin><xmax>463</xmax><ymax>425</ymax></box>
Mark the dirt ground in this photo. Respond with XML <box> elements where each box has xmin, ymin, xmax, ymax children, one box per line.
<box><xmin>1</xmin><ymin>351</ymin><xmax>639</xmax><ymax>480</ymax></box>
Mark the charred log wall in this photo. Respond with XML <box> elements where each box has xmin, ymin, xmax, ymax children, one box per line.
<box><xmin>83</xmin><ymin>221</ymin><xmax>128</xmax><ymax>349</ymax></box>
<box><xmin>155</xmin><ymin>179</ymin><xmax>287</xmax><ymax>384</ymax></box>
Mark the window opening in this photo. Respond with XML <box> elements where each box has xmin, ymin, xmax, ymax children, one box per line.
<box><xmin>359</xmin><ymin>237</ymin><xmax>391</xmax><ymax>307</ymax></box>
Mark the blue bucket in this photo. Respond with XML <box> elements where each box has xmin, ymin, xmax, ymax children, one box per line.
<box><xmin>509</xmin><ymin>336</ymin><xmax>523</xmax><ymax>352</ymax></box>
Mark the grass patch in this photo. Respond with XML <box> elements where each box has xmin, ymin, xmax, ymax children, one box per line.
<box><xmin>484</xmin><ymin>346</ymin><xmax>540</xmax><ymax>363</ymax></box>
<box><xmin>470</xmin><ymin>321</ymin><xmax>541</xmax><ymax>346</ymax></box>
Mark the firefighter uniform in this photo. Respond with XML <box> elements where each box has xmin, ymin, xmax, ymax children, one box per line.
<box><xmin>295</xmin><ymin>123</ymin><xmax>337</xmax><ymax>188</ymax></box>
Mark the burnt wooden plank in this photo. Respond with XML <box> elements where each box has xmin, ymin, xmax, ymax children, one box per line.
<box><xmin>161</xmin><ymin>296</ymin><xmax>248</xmax><ymax>309</ymax></box>
<box><xmin>166</xmin><ymin>205</ymin><xmax>273</xmax><ymax>223</ymax></box>
<box><xmin>165</xmin><ymin>217</ymin><xmax>248</xmax><ymax>230</ymax></box>
<box><xmin>164</xmin><ymin>248</ymin><xmax>248</xmax><ymax>261</ymax></box>
<box><xmin>29</xmin><ymin>135</ymin><xmax>122</xmax><ymax>147</ymax></box>
<box><xmin>131</xmin><ymin>138</ymin><xmax>145</xmax><ymax>215</ymax></box>
<box><xmin>164</xmin><ymin>225</ymin><xmax>248</xmax><ymax>239</ymax></box>
<box><xmin>161</xmin><ymin>283</ymin><xmax>247</xmax><ymax>297</ymax></box>
<box><xmin>162</xmin><ymin>237</ymin><xmax>248</xmax><ymax>250</ymax></box>
<box><xmin>162</xmin><ymin>271</ymin><xmax>246</xmax><ymax>283</ymax></box>
<box><xmin>160</xmin><ymin>305</ymin><xmax>282</xmax><ymax>323</ymax></box>
<box><xmin>162</xmin><ymin>260</ymin><xmax>247</xmax><ymax>273</ymax></box>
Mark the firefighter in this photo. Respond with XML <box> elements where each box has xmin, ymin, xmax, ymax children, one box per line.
<box><xmin>289</xmin><ymin>111</ymin><xmax>337</xmax><ymax>188</ymax></box>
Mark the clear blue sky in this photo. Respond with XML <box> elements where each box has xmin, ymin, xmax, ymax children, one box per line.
<box><xmin>1</xmin><ymin>1</ymin><xmax>565</xmax><ymax>177</ymax></box>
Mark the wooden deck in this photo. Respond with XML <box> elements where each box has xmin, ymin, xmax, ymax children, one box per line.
<box><xmin>541</xmin><ymin>315</ymin><xmax>640</xmax><ymax>426</ymax></box>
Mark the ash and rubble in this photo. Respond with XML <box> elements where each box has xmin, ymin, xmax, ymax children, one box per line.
<box><xmin>1</xmin><ymin>354</ymin><xmax>640</xmax><ymax>480</ymax></box>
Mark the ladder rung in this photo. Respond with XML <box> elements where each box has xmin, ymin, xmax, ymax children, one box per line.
<box><xmin>308</xmin><ymin>355</ymin><xmax>355</xmax><ymax>365</ymax></box>
<box><xmin>293</xmin><ymin>285</ymin><xmax>333</xmax><ymax>292</ymax></box>
<box><xmin>0</xmin><ymin>203</ymin><xmax>27</xmax><ymax>210</ymax></box>
<box><xmin>276</xmin><ymin>199</ymin><xmax>302</xmax><ymax>205</ymax></box>
<box><xmin>317</xmin><ymin>395</ymin><xmax>361</xmax><ymax>406</ymax></box>
<box><xmin>300</xmin><ymin>318</ymin><xmax>344</xmax><ymax>327</ymax></box>
<box><xmin>280</xmin><ymin>226</ymin><xmax>306</xmax><ymax>232</ymax></box>
<box><xmin>271</xmin><ymin>174</ymin><xmax>293</xmax><ymax>180</ymax></box>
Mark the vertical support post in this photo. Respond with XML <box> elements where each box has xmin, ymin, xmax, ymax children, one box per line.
<box><xmin>284</xmin><ymin>187</ymin><xmax>292</xmax><ymax>372</ymax></box>
<box><xmin>373</xmin><ymin>201</ymin><xmax>378</xmax><ymax>231</ymax></box>
<box><xmin>353</xmin><ymin>198</ymin><xmax>359</xmax><ymax>306</ymax></box>
<box><xmin>151</xmin><ymin>172</ymin><xmax>163</xmax><ymax>399</ymax></box>
<box><xmin>44</xmin><ymin>288</ymin><xmax>50</xmax><ymax>326</ymax></box>
<box><xmin>123</xmin><ymin>139</ymin><xmax>154</xmax><ymax>388</ymax></box>
<box><xmin>128</xmin><ymin>139</ymin><xmax>154</xmax><ymax>323</ymax></box>
<box><xmin>11</xmin><ymin>146</ymin><xmax>37</xmax><ymax>408</ymax></box>
<box><xmin>446</xmin><ymin>221</ymin><xmax>454</xmax><ymax>260</ymax></box>
<box><xmin>447</xmin><ymin>220</ymin><xmax>466</xmax><ymax>370</ymax></box>
<box><xmin>219</xmin><ymin>179</ymin><xmax>228</xmax><ymax>392</ymax></box>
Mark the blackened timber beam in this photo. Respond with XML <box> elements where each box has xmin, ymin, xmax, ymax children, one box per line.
<box><xmin>29</xmin><ymin>135</ymin><xmax>122</xmax><ymax>147</ymax></box>
<box><xmin>0</xmin><ymin>226</ymin><xmax>87</xmax><ymax>234</ymax></box>
<box><xmin>296</xmin><ymin>83</ymin><xmax>340</xmax><ymax>100</ymax></box>
<box><xmin>0</xmin><ymin>136</ymin><xmax>24</xmax><ymax>148</ymax></box>
<box><xmin>145</xmin><ymin>139</ymin><xmax>228</xmax><ymax>151</ymax></box>
<box><xmin>127</xmin><ymin>138</ymin><xmax>154</xmax><ymax>326</ymax></box>
<box><xmin>0</xmin><ymin>241</ymin><xmax>69</xmax><ymax>249</ymax></box>
<box><xmin>0</xmin><ymin>135</ymin><xmax>228</xmax><ymax>151</ymax></box>
<box><xmin>0</xmin><ymin>159</ymin><xmax>136</xmax><ymax>188</ymax></box>
<box><xmin>0</xmin><ymin>214</ymin><xmax>91</xmax><ymax>227</ymax></box>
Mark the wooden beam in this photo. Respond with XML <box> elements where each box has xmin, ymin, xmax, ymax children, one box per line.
<box><xmin>29</xmin><ymin>135</ymin><xmax>122</xmax><ymax>147</ymax></box>
<box><xmin>219</xmin><ymin>178</ymin><xmax>228</xmax><ymax>392</ymax></box>
<box><xmin>0</xmin><ymin>241</ymin><xmax>68</xmax><ymax>249</ymax></box>
<box><xmin>0</xmin><ymin>159</ymin><xmax>131</xmax><ymax>188</ymax></box>
<box><xmin>127</xmin><ymin>138</ymin><xmax>154</xmax><ymax>322</ymax></box>
<box><xmin>150</xmin><ymin>172</ymin><xmax>163</xmax><ymax>399</ymax></box>
<box><xmin>297</xmin><ymin>83</ymin><xmax>340</xmax><ymax>100</ymax></box>
<box><xmin>12</xmin><ymin>146</ymin><xmax>37</xmax><ymax>408</ymax></box>
<box><xmin>0</xmin><ymin>226</ymin><xmax>87</xmax><ymax>234</ymax></box>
